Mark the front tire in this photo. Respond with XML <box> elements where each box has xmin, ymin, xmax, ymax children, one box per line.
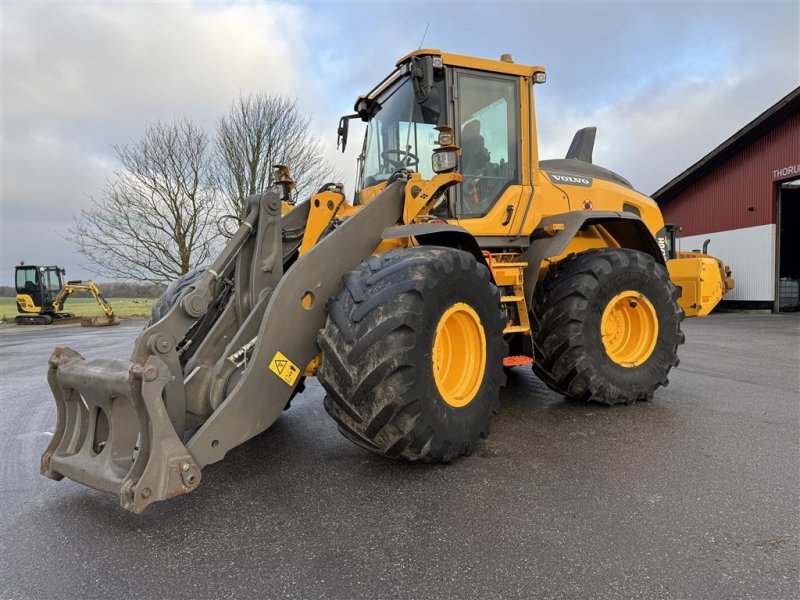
<box><xmin>317</xmin><ymin>247</ymin><xmax>506</xmax><ymax>462</ymax></box>
<box><xmin>531</xmin><ymin>248</ymin><xmax>684</xmax><ymax>405</ymax></box>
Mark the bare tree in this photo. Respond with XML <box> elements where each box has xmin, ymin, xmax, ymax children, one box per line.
<box><xmin>69</xmin><ymin>118</ymin><xmax>219</xmax><ymax>283</ymax></box>
<box><xmin>214</xmin><ymin>93</ymin><xmax>338</xmax><ymax>217</ymax></box>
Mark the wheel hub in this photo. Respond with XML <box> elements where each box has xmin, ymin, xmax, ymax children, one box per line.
<box><xmin>601</xmin><ymin>290</ymin><xmax>659</xmax><ymax>367</ymax></box>
<box><xmin>432</xmin><ymin>303</ymin><xmax>486</xmax><ymax>407</ymax></box>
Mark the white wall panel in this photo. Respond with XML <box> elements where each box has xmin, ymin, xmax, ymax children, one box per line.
<box><xmin>675</xmin><ymin>224</ymin><xmax>775</xmax><ymax>302</ymax></box>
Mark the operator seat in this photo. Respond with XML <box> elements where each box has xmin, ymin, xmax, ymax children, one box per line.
<box><xmin>459</xmin><ymin>119</ymin><xmax>494</xmax><ymax>211</ymax></box>
<box><xmin>460</xmin><ymin>119</ymin><xmax>491</xmax><ymax>176</ymax></box>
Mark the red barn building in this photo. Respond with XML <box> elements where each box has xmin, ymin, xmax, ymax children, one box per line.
<box><xmin>653</xmin><ymin>87</ymin><xmax>800</xmax><ymax>312</ymax></box>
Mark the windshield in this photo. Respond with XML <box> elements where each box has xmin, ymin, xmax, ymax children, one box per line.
<box><xmin>360</xmin><ymin>74</ymin><xmax>446</xmax><ymax>188</ymax></box>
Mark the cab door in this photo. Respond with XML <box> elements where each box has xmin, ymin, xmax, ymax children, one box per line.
<box><xmin>449</xmin><ymin>68</ymin><xmax>524</xmax><ymax>236</ymax></box>
<box><xmin>41</xmin><ymin>267</ymin><xmax>63</xmax><ymax>310</ymax></box>
<box><xmin>15</xmin><ymin>266</ymin><xmax>42</xmax><ymax>311</ymax></box>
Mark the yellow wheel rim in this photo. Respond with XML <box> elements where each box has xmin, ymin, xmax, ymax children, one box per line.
<box><xmin>432</xmin><ymin>302</ymin><xmax>487</xmax><ymax>408</ymax></box>
<box><xmin>600</xmin><ymin>291</ymin><xmax>659</xmax><ymax>367</ymax></box>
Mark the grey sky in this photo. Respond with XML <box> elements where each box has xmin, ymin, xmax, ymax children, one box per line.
<box><xmin>2</xmin><ymin>1</ymin><xmax>798</xmax><ymax>285</ymax></box>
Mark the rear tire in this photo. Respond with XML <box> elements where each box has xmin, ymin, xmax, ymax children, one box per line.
<box><xmin>531</xmin><ymin>248</ymin><xmax>684</xmax><ymax>405</ymax></box>
<box><xmin>317</xmin><ymin>247</ymin><xmax>506</xmax><ymax>462</ymax></box>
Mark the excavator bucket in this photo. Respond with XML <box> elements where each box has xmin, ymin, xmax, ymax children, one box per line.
<box><xmin>81</xmin><ymin>316</ymin><xmax>122</xmax><ymax>327</ymax></box>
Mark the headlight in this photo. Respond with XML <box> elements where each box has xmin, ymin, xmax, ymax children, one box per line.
<box><xmin>432</xmin><ymin>150</ymin><xmax>458</xmax><ymax>173</ymax></box>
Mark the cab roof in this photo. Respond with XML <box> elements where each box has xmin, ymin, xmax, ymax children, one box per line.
<box><xmin>396</xmin><ymin>48</ymin><xmax>545</xmax><ymax>78</ymax></box>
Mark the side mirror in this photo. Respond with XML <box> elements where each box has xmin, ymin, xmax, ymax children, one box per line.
<box><xmin>337</xmin><ymin>114</ymin><xmax>359</xmax><ymax>153</ymax></box>
<box><xmin>411</xmin><ymin>56</ymin><xmax>434</xmax><ymax>103</ymax></box>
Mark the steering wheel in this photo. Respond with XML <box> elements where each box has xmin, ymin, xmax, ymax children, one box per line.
<box><xmin>381</xmin><ymin>149</ymin><xmax>419</xmax><ymax>170</ymax></box>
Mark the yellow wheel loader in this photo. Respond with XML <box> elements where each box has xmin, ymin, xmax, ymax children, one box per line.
<box><xmin>14</xmin><ymin>263</ymin><xmax>120</xmax><ymax>326</ymax></box>
<box><xmin>41</xmin><ymin>50</ymin><xmax>732</xmax><ymax>513</ymax></box>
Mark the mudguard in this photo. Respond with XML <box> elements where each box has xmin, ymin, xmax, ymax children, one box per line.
<box><xmin>520</xmin><ymin>211</ymin><xmax>665</xmax><ymax>304</ymax></box>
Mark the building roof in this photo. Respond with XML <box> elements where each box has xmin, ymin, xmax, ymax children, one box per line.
<box><xmin>653</xmin><ymin>86</ymin><xmax>800</xmax><ymax>204</ymax></box>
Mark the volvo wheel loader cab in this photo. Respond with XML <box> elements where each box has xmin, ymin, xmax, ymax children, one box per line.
<box><xmin>41</xmin><ymin>50</ymin><xmax>730</xmax><ymax>513</ymax></box>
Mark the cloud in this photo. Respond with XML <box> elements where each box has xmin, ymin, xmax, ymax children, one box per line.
<box><xmin>1</xmin><ymin>2</ymin><xmax>312</xmax><ymax>282</ymax></box>
<box><xmin>535</xmin><ymin>39</ymin><xmax>798</xmax><ymax>194</ymax></box>
<box><xmin>4</xmin><ymin>3</ymin><xmax>307</xmax><ymax>125</ymax></box>
<box><xmin>1</xmin><ymin>1</ymin><xmax>798</xmax><ymax>285</ymax></box>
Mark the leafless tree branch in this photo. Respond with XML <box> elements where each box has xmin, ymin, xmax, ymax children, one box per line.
<box><xmin>68</xmin><ymin>117</ymin><xmax>220</xmax><ymax>283</ymax></box>
<box><xmin>213</xmin><ymin>93</ymin><xmax>339</xmax><ymax>217</ymax></box>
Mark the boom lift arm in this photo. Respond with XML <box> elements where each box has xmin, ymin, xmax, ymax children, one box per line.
<box><xmin>41</xmin><ymin>176</ymin><xmax>459</xmax><ymax>513</ymax></box>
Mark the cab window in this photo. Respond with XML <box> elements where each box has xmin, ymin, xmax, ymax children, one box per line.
<box><xmin>15</xmin><ymin>267</ymin><xmax>38</xmax><ymax>293</ymax></box>
<box><xmin>455</xmin><ymin>73</ymin><xmax>519</xmax><ymax>218</ymax></box>
<box><xmin>43</xmin><ymin>269</ymin><xmax>61</xmax><ymax>293</ymax></box>
<box><xmin>361</xmin><ymin>74</ymin><xmax>446</xmax><ymax>188</ymax></box>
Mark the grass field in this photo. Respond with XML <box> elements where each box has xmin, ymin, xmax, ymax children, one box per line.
<box><xmin>0</xmin><ymin>297</ymin><xmax>154</xmax><ymax>322</ymax></box>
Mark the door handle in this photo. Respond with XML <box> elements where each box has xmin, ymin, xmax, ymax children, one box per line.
<box><xmin>502</xmin><ymin>205</ymin><xmax>514</xmax><ymax>226</ymax></box>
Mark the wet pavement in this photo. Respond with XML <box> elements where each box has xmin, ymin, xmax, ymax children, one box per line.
<box><xmin>1</xmin><ymin>314</ymin><xmax>798</xmax><ymax>599</ymax></box>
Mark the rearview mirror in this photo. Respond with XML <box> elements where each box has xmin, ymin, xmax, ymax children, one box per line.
<box><xmin>337</xmin><ymin>114</ymin><xmax>359</xmax><ymax>153</ymax></box>
<box><xmin>411</xmin><ymin>56</ymin><xmax>434</xmax><ymax>103</ymax></box>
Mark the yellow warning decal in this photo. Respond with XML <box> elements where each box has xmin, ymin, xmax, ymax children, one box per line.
<box><xmin>269</xmin><ymin>351</ymin><xmax>301</xmax><ymax>386</ymax></box>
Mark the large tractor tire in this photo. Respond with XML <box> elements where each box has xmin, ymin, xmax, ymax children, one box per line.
<box><xmin>531</xmin><ymin>248</ymin><xmax>684</xmax><ymax>405</ymax></box>
<box><xmin>317</xmin><ymin>246</ymin><xmax>506</xmax><ymax>462</ymax></box>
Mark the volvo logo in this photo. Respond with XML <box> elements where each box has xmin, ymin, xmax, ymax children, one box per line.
<box><xmin>548</xmin><ymin>172</ymin><xmax>592</xmax><ymax>187</ymax></box>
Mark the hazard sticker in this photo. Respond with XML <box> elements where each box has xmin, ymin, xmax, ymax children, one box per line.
<box><xmin>269</xmin><ymin>351</ymin><xmax>300</xmax><ymax>386</ymax></box>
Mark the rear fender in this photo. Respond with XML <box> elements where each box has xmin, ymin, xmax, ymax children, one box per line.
<box><xmin>520</xmin><ymin>211</ymin><xmax>664</xmax><ymax>304</ymax></box>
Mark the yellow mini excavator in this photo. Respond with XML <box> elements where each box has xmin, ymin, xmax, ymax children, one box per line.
<box><xmin>14</xmin><ymin>263</ymin><xmax>120</xmax><ymax>326</ymax></box>
<box><xmin>40</xmin><ymin>50</ymin><xmax>732</xmax><ymax>513</ymax></box>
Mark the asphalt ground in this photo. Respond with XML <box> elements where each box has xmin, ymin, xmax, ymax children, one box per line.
<box><xmin>0</xmin><ymin>314</ymin><xmax>798</xmax><ymax>599</ymax></box>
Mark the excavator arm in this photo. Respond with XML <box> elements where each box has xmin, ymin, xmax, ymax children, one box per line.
<box><xmin>53</xmin><ymin>281</ymin><xmax>116</xmax><ymax>318</ymax></box>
